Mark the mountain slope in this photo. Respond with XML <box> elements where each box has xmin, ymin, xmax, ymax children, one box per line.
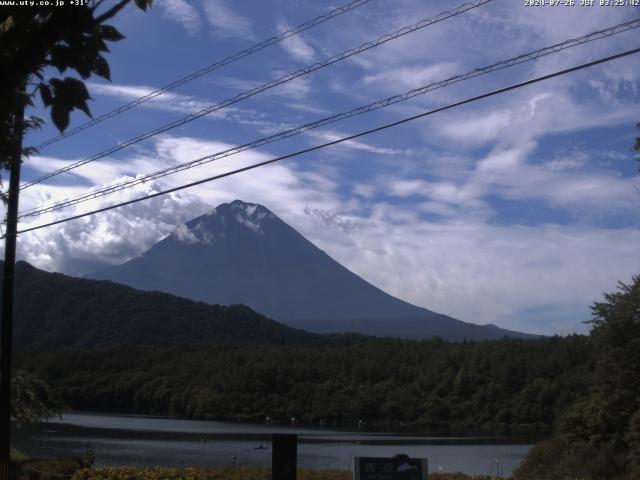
<box><xmin>6</xmin><ymin>261</ymin><xmax>317</xmax><ymax>351</ymax></box>
<box><xmin>92</xmin><ymin>200</ymin><xmax>531</xmax><ymax>341</ymax></box>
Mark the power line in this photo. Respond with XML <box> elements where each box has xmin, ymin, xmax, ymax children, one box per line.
<box><xmin>11</xmin><ymin>46</ymin><xmax>639</xmax><ymax>238</ymax></box>
<box><xmin>33</xmin><ymin>0</ymin><xmax>374</xmax><ymax>151</ymax></box>
<box><xmin>17</xmin><ymin>17</ymin><xmax>640</xmax><ymax>220</ymax></box>
<box><xmin>21</xmin><ymin>0</ymin><xmax>494</xmax><ymax>190</ymax></box>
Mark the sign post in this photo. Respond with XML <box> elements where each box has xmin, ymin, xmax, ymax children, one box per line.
<box><xmin>272</xmin><ymin>433</ymin><xmax>297</xmax><ymax>480</ymax></box>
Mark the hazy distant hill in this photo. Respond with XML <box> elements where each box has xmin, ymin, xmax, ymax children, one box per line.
<box><xmin>91</xmin><ymin>200</ymin><xmax>532</xmax><ymax>341</ymax></box>
<box><xmin>7</xmin><ymin>261</ymin><xmax>317</xmax><ymax>351</ymax></box>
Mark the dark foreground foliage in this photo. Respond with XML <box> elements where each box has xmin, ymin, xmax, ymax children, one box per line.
<box><xmin>514</xmin><ymin>275</ymin><xmax>640</xmax><ymax>480</ymax></box>
<box><xmin>11</xmin><ymin>370</ymin><xmax>62</xmax><ymax>425</ymax></box>
<box><xmin>9</xmin><ymin>459</ymin><xmax>502</xmax><ymax>480</ymax></box>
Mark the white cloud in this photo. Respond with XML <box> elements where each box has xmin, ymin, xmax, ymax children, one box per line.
<box><xmin>207</xmin><ymin>71</ymin><xmax>313</xmax><ymax>101</ymax></box>
<box><xmin>276</xmin><ymin>19</ymin><xmax>316</xmax><ymax>63</ymax></box>
<box><xmin>363</xmin><ymin>63</ymin><xmax>460</xmax><ymax>90</ymax></box>
<box><xmin>305</xmin><ymin>130</ymin><xmax>403</xmax><ymax>156</ymax></box>
<box><xmin>158</xmin><ymin>0</ymin><xmax>202</xmax><ymax>36</ymax></box>
<box><xmin>86</xmin><ymin>81</ymin><xmax>285</xmax><ymax>132</ymax></box>
<box><xmin>87</xmin><ymin>82</ymin><xmax>213</xmax><ymax>115</ymax></box>
<box><xmin>303</xmin><ymin>206</ymin><xmax>376</xmax><ymax>234</ymax></box>
<box><xmin>14</xmin><ymin>182</ymin><xmax>209</xmax><ymax>276</ymax></box>
<box><xmin>271</xmin><ymin>75</ymin><xmax>311</xmax><ymax>100</ymax></box>
<box><xmin>429</xmin><ymin>82</ymin><xmax>639</xmax><ymax>149</ymax></box>
<box><xmin>322</xmin><ymin>0</ymin><xmax>640</xmax><ymax>118</ymax></box>
<box><xmin>307</xmin><ymin>209</ymin><xmax>640</xmax><ymax>335</ymax></box>
<box><xmin>201</xmin><ymin>0</ymin><xmax>254</xmax><ymax>40</ymax></box>
<box><xmin>23</xmin><ymin>152</ymin><xmax>139</xmax><ymax>188</ymax></box>
<box><xmin>438</xmin><ymin>109</ymin><xmax>513</xmax><ymax>147</ymax></box>
<box><xmin>475</xmin><ymin>144</ymin><xmax>640</xmax><ymax>214</ymax></box>
<box><xmin>376</xmin><ymin>142</ymin><xmax>640</xmax><ymax>221</ymax></box>
<box><xmin>285</xmin><ymin>102</ymin><xmax>332</xmax><ymax>115</ymax></box>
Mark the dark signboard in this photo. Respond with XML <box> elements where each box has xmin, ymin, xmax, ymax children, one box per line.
<box><xmin>353</xmin><ymin>456</ymin><xmax>428</xmax><ymax>480</ymax></box>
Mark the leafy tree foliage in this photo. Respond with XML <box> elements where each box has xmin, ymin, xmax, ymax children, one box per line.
<box><xmin>0</xmin><ymin>0</ymin><xmax>152</xmax><ymax>183</ymax></box>
<box><xmin>10</xmin><ymin>370</ymin><xmax>62</xmax><ymax>425</ymax></box>
<box><xmin>17</xmin><ymin>335</ymin><xmax>592</xmax><ymax>431</ymax></box>
<box><xmin>0</xmin><ymin>0</ymin><xmax>153</xmax><ymax>130</ymax></box>
<box><xmin>626</xmin><ymin>409</ymin><xmax>640</xmax><ymax>478</ymax></box>
<box><xmin>516</xmin><ymin>275</ymin><xmax>640</xmax><ymax>480</ymax></box>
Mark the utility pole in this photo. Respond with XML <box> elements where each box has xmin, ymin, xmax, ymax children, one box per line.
<box><xmin>272</xmin><ymin>434</ymin><xmax>297</xmax><ymax>480</ymax></box>
<box><xmin>0</xmin><ymin>98</ymin><xmax>24</xmax><ymax>480</ymax></box>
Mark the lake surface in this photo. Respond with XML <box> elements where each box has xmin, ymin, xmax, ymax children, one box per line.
<box><xmin>14</xmin><ymin>412</ymin><xmax>534</xmax><ymax>477</ymax></box>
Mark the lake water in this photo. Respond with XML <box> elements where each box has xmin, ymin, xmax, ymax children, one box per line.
<box><xmin>13</xmin><ymin>412</ymin><xmax>534</xmax><ymax>477</ymax></box>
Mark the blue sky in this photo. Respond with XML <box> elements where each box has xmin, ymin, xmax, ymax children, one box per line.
<box><xmin>10</xmin><ymin>0</ymin><xmax>640</xmax><ymax>335</ymax></box>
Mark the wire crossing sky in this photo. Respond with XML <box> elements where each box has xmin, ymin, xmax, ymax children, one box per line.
<box><xmin>17</xmin><ymin>17</ymin><xmax>640</xmax><ymax>220</ymax></box>
<box><xmin>22</xmin><ymin>0</ymin><xmax>494</xmax><ymax>189</ymax></box>
<box><xmin>14</xmin><ymin>0</ymin><xmax>640</xmax><ymax>335</ymax></box>
<box><xmin>33</xmin><ymin>0</ymin><xmax>374</xmax><ymax>151</ymax></box>
<box><xmin>14</xmin><ymin>46</ymin><xmax>640</xmax><ymax>236</ymax></box>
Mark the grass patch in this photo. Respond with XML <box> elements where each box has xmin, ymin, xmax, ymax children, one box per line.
<box><xmin>13</xmin><ymin>461</ymin><xmax>503</xmax><ymax>480</ymax></box>
<box><xmin>10</xmin><ymin>448</ymin><xmax>28</xmax><ymax>464</ymax></box>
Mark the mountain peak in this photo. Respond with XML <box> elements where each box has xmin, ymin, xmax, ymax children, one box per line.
<box><xmin>222</xmin><ymin>200</ymin><xmax>276</xmax><ymax>234</ymax></box>
<box><xmin>173</xmin><ymin>200</ymin><xmax>277</xmax><ymax>244</ymax></box>
<box><xmin>92</xmin><ymin>200</ymin><xmax>534</xmax><ymax>341</ymax></box>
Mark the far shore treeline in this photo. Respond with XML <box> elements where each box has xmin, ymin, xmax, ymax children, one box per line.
<box><xmin>18</xmin><ymin>335</ymin><xmax>590</xmax><ymax>430</ymax></box>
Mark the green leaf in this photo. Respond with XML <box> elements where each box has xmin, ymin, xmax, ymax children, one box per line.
<box><xmin>92</xmin><ymin>55</ymin><xmax>110</xmax><ymax>81</ymax></box>
<box><xmin>74</xmin><ymin>56</ymin><xmax>92</xmax><ymax>79</ymax></box>
<box><xmin>76</xmin><ymin>100</ymin><xmax>92</xmax><ymax>118</ymax></box>
<box><xmin>64</xmin><ymin>77</ymin><xmax>90</xmax><ymax>98</ymax></box>
<box><xmin>49</xmin><ymin>46</ymin><xmax>71</xmax><ymax>74</ymax></box>
<box><xmin>62</xmin><ymin>77</ymin><xmax>92</xmax><ymax>117</ymax></box>
<box><xmin>95</xmin><ymin>37</ymin><xmax>110</xmax><ymax>53</ymax></box>
<box><xmin>49</xmin><ymin>78</ymin><xmax>64</xmax><ymax>90</ymax></box>
<box><xmin>48</xmin><ymin>77</ymin><xmax>93</xmax><ymax>126</ymax></box>
<box><xmin>25</xmin><ymin>115</ymin><xmax>44</xmax><ymax>131</ymax></box>
<box><xmin>134</xmin><ymin>0</ymin><xmax>153</xmax><ymax>11</ymax></box>
<box><xmin>100</xmin><ymin>24</ymin><xmax>125</xmax><ymax>41</ymax></box>
<box><xmin>39</xmin><ymin>83</ymin><xmax>53</xmax><ymax>107</ymax></box>
<box><xmin>51</xmin><ymin>102</ymin><xmax>70</xmax><ymax>133</ymax></box>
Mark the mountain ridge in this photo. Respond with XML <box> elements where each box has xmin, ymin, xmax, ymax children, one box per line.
<box><xmin>6</xmin><ymin>260</ymin><xmax>319</xmax><ymax>351</ymax></box>
<box><xmin>91</xmin><ymin>200</ymin><xmax>533</xmax><ymax>341</ymax></box>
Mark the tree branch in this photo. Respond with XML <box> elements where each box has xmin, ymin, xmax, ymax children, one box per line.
<box><xmin>92</xmin><ymin>0</ymin><xmax>108</xmax><ymax>11</ymax></box>
<box><xmin>93</xmin><ymin>0</ymin><xmax>131</xmax><ymax>25</ymax></box>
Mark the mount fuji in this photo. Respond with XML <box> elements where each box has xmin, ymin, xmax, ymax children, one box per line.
<box><xmin>91</xmin><ymin>200</ymin><xmax>531</xmax><ymax>340</ymax></box>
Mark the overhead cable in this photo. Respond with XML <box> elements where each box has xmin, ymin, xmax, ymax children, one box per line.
<box><xmin>17</xmin><ymin>18</ymin><xmax>640</xmax><ymax>220</ymax></box>
<box><xmin>33</xmin><ymin>0</ymin><xmax>374</xmax><ymax>150</ymax></box>
<box><xmin>10</xmin><ymin>46</ymin><xmax>640</xmax><ymax>238</ymax></box>
<box><xmin>21</xmin><ymin>0</ymin><xmax>495</xmax><ymax>190</ymax></box>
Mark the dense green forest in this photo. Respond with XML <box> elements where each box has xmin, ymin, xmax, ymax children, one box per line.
<box><xmin>514</xmin><ymin>275</ymin><xmax>640</xmax><ymax>480</ymax></box>
<box><xmin>18</xmin><ymin>335</ymin><xmax>591</xmax><ymax>430</ymax></box>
